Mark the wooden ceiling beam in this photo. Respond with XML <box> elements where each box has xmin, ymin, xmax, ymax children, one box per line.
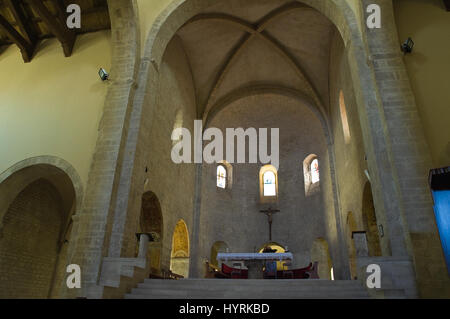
<box><xmin>29</xmin><ymin>0</ymin><xmax>76</xmax><ymax>57</ymax></box>
<box><xmin>5</xmin><ymin>0</ymin><xmax>37</xmax><ymax>46</ymax></box>
<box><xmin>6</xmin><ymin>5</ymin><xmax>109</xmax><ymax>26</ymax></box>
<box><xmin>0</xmin><ymin>13</ymin><xmax>33</xmax><ymax>62</ymax></box>
<box><xmin>444</xmin><ymin>0</ymin><xmax>450</xmax><ymax>11</ymax></box>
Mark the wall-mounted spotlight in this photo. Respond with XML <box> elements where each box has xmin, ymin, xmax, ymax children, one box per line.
<box><xmin>378</xmin><ymin>224</ymin><xmax>384</xmax><ymax>238</ymax></box>
<box><xmin>364</xmin><ymin>169</ymin><xmax>371</xmax><ymax>183</ymax></box>
<box><xmin>98</xmin><ymin>68</ymin><xmax>109</xmax><ymax>81</ymax></box>
<box><xmin>401</xmin><ymin>37</ymin><xmax>414</xmax><ymax>54</ymax></box>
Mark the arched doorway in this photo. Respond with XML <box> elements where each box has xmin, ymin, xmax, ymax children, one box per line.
<box><xmin>0</xmin><ymin>158</ymin><xmax>81</xmax><ymax>298</ymax></box>
<box><xmin>139</xmin><ymin>191</ymin><xmax>163</xmax><ymax>275</ymax></box>
<box><xmin>362</xmin><ymin>182</ymin><xmax>382</xmax><ymax>256</ymax></box>
<box><xmin>170</xmin><ymin>219</ymin><xmax>190</xmax><ymax>278</ymax></box>
<box><xmin>311</xmin><ymin>238</ymin><xmax>333</xmax><ymax>280</ymax></box>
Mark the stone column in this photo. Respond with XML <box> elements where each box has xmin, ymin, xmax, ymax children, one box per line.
<box><xmin>65</xmin><ymin>0</ymin><xmax>140</xmax><ymax>299</ymax></box>
<box><xmin>360</xmin><ymin>0</ymin><xmax>450</xmax><ymax>297</ymax></box>
<box><xmin>189</xmin><ymin>163</ymin><xmax>203</xmax><ymax>277</ymax></box>
<box><xmin>352</xmin><ymin>232</ymin><xmax>369</xmax><ymax>257</ymax></box>
<box><xmin>138</xmin><ymin>234</ymin><xmax>150</xmax><ymax>258</ymax></box>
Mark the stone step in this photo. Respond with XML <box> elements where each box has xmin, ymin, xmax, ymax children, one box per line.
<box><xmin>130</xmin><ymin>289</ymin><xmax>369</xmax><ymax>298</ymax></box>
<box><xmin>126</xmin><ymin>278</ymin><xmax>370</xmax><ymax>299</ymax></box>
<box><xmin>126</xmin><ymin>291</ymin><xmax>369</xmax><ymax>299</ymax></box>
<box><xmin>133</xmin><ymin>284</ymin><xmax>368</xmax><ymax>292</ymax></box>
<box><xmin>136</xmin><ymin>284</ymin><xmax>367</xmax><ymax>293</ymax></box>
<box><xmin>141</xmin><ymin>279</ymin><xmax>363</xmax><ymax>286</ymax></box>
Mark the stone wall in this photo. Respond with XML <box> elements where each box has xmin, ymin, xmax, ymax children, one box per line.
<box><xmin>197</xmin><ymin>94</ymin><xmax>333</xmax><ymax>273</ymax></box>
<box><xmin>0</xmin><ymin>180</ymin><xmax>62</xmax><ymax>298</ymax></box>
<box><xmin>328</xmin><ymin>29</ymin><xmax>386</xmax><ymax>275</ymax></box>
<box><xmin>135</xmin><ymin>36</ymin><xmax>197</xmax><ymax>274</ymax></box>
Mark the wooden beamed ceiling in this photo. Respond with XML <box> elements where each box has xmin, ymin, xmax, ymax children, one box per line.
<box><xmin>0</xmin><ymin>0</ymin><xmax>110</xmax><ymax>62</ymax></box>
<box><xmin>444</xmin><ymin>0</ymin><xmax>450</xmax><ymax>11</ymax></box>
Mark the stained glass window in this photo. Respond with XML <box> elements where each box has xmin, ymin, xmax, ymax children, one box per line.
<box><xmin>311</xmin><ymin>159</ymin><xmax>320</xmax><ymax>184</ymax></box>
<box><xmin>217</xmin><ymin>165</ymin><xmax>226</xmax><ymax>189</ymax></box>
<box><xmin>263</xmin><ymin>171</ymin><xmax>276</xmax><ymax>196</ymax></box>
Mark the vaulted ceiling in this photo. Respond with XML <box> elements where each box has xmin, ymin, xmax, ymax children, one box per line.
<box><xmin>175</xmin><ymin>0</ymin><xmax>336</xmax><ymax>122</ymax></box>
<box><xmin>0</xmin><ymin>0</ymin><xmax>110</xmax><ymax>62</ymax></box>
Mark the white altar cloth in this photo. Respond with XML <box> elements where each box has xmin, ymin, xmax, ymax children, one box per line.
<box><xmin>216</xmin><ymin>252</ymin><xmax>293</xmax><ymax>262</ymax></box>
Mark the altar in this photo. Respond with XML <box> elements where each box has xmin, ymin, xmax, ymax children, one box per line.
<box><xmin>216</xmin><ymin>252</ymin><xmax>293</xmax><ymax>279</ymax></box>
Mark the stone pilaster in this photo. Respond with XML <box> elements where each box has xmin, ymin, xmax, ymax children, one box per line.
<box><xmin>65</xmin><ymin>0</ymin><xmax>140</xmax><ymax>298</ymax></box>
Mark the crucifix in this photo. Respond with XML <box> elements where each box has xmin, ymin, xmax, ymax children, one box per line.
<box><xmin>259</xmin><ymin>207</ymin><xmax>280</xmax><ymax>241</ymax></box>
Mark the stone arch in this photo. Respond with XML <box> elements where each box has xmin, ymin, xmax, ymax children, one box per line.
<box><xmin>362</xmin><ymin>181</ymin><xmax>382</xmax><ymax>257</ymax></box>
<box><xmin>311</xmin><ymin>238</ymin><xmax>333</xmax><ymax>280</ymax></box>
<box><xmin>139</xmin><ymin>191</ymin><xmax>164</xmax><ymax>274</ymax></box>
<box><xmin>203</xmin><ymin>85</ymin><xmax>333</xmax><ymax>146</ymax></box>
<box><xmin>142</xmin><ymin>0</ymin><xmax>355</xmax><ymax>71</ymax></box>
<box><xmin>127</xmin><ymin>1</ymin><xmax>362</xmax><ymax>280</ymax></box>
<box><xmin>108</xmin><ymin>0</ymin><xmax>404</xmax><ymax>281</ymax></box>
<box><xmin>0</xmin><ymin>156</ymin><xmax>83</xmax><ymax>298</ymax></box>
<box><xmin>170</xmin><ymin>219</ymin><xmax>190</xmax><ymax>277</ymax></box>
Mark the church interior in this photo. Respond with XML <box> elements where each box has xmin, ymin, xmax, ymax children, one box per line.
<box><xmin>0</xmin><ymin>0</ymin><xmax>449</xmax><ymax>299</ymax></box>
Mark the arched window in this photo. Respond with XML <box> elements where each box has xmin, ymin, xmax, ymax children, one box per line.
<box><xmin>339</xmin><ymin>90</ymin><xmax>351</xmax><ymax>144</ymax></box>
<box><xmin>217</xmin><ymin>165</ymin><xmax>227</xmax><ymax>189</ymax></box>
<box><xmin>263</xmin><ymin>171</ymin><xmax>276</xmax><ymax>196</ymax></box>
<box><xmin>303</xmin><ymin>154</ymin><xmax>320</xmax><ymax>196</ymax></box>
<box><xmin>311</xmin><ymin>158</ymin><xmax>320</xmax><ymax>184</ymax></box>
<box><xmin>259</xmin><ymin>165</ymin><xmax>278</xmax><ymax>202</ymax></box>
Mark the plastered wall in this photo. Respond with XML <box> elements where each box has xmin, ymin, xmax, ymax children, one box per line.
<box><xmin>394</xmin><ymin>0</ymin><xmax>450</xmax><ymax>168</ymax></box>
<box><xmin>0</xmin><ymin>31</ymin><xmax>111</xmax><ymax>187</ymax></box>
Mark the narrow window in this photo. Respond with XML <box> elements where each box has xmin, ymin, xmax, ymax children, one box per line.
<box><xmin>263</xmin><ymin>171</ymin><xmax>276</xmax><ymax>196</ymax></box>
<box><xmin>217</xmin><ymin>165</ymin><xmax>227</xmax><ymax>189</ymax></box>
<box><xmin>311</xmin><ymin>159</ymin><xmax>320</xmax><ymax>184</ymax></box>
<box><xmin>304</xmin><ymin>154</ymin><xmax>320</xmax><ymax>196</ymax></box>
<box><xmin>339</xmin><ymin>91</ymin><xmax>351</xmax><ymax>144</ymax></box>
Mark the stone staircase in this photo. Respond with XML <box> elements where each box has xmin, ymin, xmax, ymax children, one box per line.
<box><xmin>125</xmin><ymin>278</ymin><xmax>370</xmax><ymax>299</ymax></box>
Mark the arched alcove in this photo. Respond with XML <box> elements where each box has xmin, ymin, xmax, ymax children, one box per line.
<box><xmin>0</xmin><ymin>157</ymin><xmax>82</xmax><ymax>298</ymax></box>
<box><xmin>210</xmin><ymin>241</ymin><xmax>229</xmax><ymax>269</ymax></box>
<box><xmin>170</xmin><ymin>219</ymin><xmax>190</xmax><ymax>278</ymax></box>
<box><xmin>362</xmin><ymin>182</ymin><xmax>382</xmax><ymax>257</ymax></box>
<box><xmin>139</xmin><ymin>191</ymin><xmax>163</xmax><ymax>275</ymax></box>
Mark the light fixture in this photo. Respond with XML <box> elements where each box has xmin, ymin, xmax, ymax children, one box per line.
<box><xmin>401</xmin><ymin>37</ymin><xmax>414</xmax><ymax>54</ymax></box>
<box><xmin>98</xmin><ymin>68</ymin><xmax>109</xmax><ymax>81</ymax></box>
<box><xmin>364</xmin><ymin>169</ymin><xmax>371</xmax><ymax>183</ymax></box>
<box><xmin>378</xmin><ymin>224</ymin><xmax>384</xmax><ymax>237</ymax></box>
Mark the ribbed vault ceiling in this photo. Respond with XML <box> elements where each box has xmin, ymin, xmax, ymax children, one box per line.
<box><xmin>176</xmin><ymin>0</ymin><xmax>336</xmax><ymax>121</ymax></box>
